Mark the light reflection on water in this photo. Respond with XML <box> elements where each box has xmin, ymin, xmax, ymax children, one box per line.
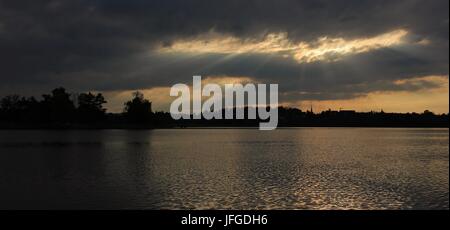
<box><xmin>0</xmin><ymin>128</ymin><xmax>448</xmax><ymax>209</ymax></box>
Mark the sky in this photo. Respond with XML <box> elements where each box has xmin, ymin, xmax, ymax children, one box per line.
<box><xmin>0</xmin><ymin>0</ymin><xmax>448</xmax><ymax>113</ymax></box>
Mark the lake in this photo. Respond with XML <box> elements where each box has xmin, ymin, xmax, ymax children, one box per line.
<box><xmin>0</xmin><ymin>128</ymin><xmax>448</xmax><ymax>209</ymax></box>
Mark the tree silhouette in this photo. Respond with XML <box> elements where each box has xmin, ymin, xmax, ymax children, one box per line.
<box><xmin>0</xmin><ymin>87</ymin><xmax>448</xmax><ymax>128</ymax></box>
<box><xmin>123</xmin><ymin>91</ymin><xmax>152</xmax><ymax>123</ymax></box>
<box><xmin>0</xmin><ymin>95</ymin><xmax>21</xmax><ymax>121</ymax></box>
<box><xmin>41</xmin><ymin>87</ymin><xmax>75</xmax><ymax>122</ymax></box>
<box><xmin>77</xmin><ymin>92</ymin><xmax>107</xmax><ymax>122</ymax></box>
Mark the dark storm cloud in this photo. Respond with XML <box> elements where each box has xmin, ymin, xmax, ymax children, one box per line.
<box><xmin>0</xmin><ymin>0</ymin><xmax>448</xmax><ymax>101</ymax></box>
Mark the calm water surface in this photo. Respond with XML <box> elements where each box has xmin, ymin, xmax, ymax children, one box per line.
<box><xmin>0</xmin><ymin>128</ymin><xmax>448</xmax><ymax>209</ymax></box>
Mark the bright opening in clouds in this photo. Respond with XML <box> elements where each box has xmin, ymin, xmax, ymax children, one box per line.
<box><xmin>159</xmin><ymin>29</ymin><xmax>409</xmax><ymax>63</ymax></box>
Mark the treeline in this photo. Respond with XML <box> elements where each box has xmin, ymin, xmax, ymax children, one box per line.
<box><xmin>0</xmin><ymin>87</ymin><xmax>173</xmax><ymax>128</ymax></box>
<box><xmin>174</xmin><ymin>107</ymin><xmax>449</xmax><ymax>128</ymax></box>
<box><xmin>0</xmin><ymin>87</ymin><xmax>448</xmax><ymax>128</ymax></box>
<box><xmin>278</xmin><ymin>108</ymin><xmax>449</xmax><ymax>127</ymax></box>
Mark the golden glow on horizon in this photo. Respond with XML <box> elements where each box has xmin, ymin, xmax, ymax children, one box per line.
<box><xmin>103</xmin><ymin>87</ymin><xmax>172</xmax><ymax>113</ymax></box>
<box><xmin>158</xmin><ymin>29</ymin><xmax>410</xmax><ymax>63</ymax></box>
<box><xmin>103</xmin><ymin>76</ymin><xmax>258</xmax><ymax>112</ymax></box>
<box><xmin>103</xmin><ymin>75</ymin><xmax>448</xmax><ymax>114</ymax></box>
<box><xmin>283</xmin><ymin>75</ymin><xmax>449</xmax><ymax>114</ymax></box>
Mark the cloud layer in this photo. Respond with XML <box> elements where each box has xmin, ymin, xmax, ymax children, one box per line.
<box><xmin>0</xmin><ymin>0</ymin><xmax>448</xmax><ymax>112</ymax></box>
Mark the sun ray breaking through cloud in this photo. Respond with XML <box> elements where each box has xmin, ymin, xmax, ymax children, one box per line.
<box><xmin>158</xmin><ymin>29</ymin><xmax>410</xmax><ymax>63</ymax></box>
